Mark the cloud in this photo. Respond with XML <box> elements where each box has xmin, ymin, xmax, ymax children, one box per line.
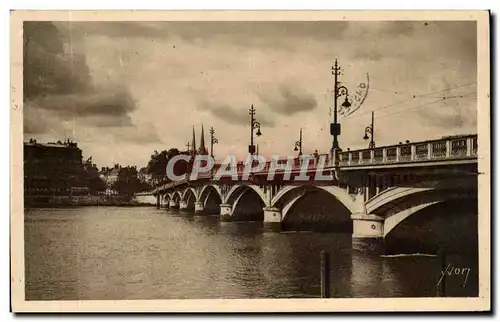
<box><xmin>23</xmin><ymin>22</ymin><xmax>159</xmax><ymax>142</ymax></box>
<box><xmin>415</xmin><ymin>97</ymin><xmax>477</xmax><ymax>130</ymax></box>
<box><xmin>21</xmin><ymin>20</ymin><xmax>478</xmax><ymax>167</ymax></box>
<box><xmin>199</xmin><ymin>101</ymin><xmax>275</xmax><ymax>127</ymax></box>
<box><xmin>259</xmin><ymin>83</ymin><xmax>317</xmax><ymax>116</ymax></box>
<box><xmin>30</xmin><ymin>86</ymin><xmax>136</xmax><ymax>124</ymax></box>
<box><xmin>23</xmin><ymin>22</ymin><xmax>92</xmax><ymax>99</ymax></box>
<box><xmin>55</xmin><ymin>21</ymin><xmax>170</xmax><ymax>39</ymax></box>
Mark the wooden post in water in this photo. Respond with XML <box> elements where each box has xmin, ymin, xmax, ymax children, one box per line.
<box><xmin>320</xmin><ymin>250</ymin><xmax>330</xmax><ymax>298</ymax></box>
<box><xmin>156</xmin><ymin>194</ymin><xmax>160</xmax><ymax>209</ymax></box>
<box><xmin>436</xmin><ymin>250</ymin><xmax>446</xmax><ymax>297</ymax></box>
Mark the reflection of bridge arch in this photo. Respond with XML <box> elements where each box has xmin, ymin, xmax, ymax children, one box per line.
<box><xmin>271</xmin><ymin>185</ymin><xmax>357</xmax><ymax>220</ymax></box>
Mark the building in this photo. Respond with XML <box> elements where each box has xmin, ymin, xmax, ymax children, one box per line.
<box><xmin>23</xmin><ymin>139</ymin><xmax>89</xmax><ymax>199</ymax></box>
<box><xmin>99</xmin><ymin>165</ymin><xmax>121</xmax><ymax>195</ymax></box>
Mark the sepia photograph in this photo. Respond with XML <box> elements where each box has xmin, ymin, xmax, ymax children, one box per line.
<box><xmin>10</xmin><ymin>10</ymin><xmax>490</xmax><ymax>312</ymax></box>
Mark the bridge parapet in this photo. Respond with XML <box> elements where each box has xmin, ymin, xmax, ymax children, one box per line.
<box><xmin>339</xmin><ymin>134</ymin><xmax>477</xmax><ymax>167</ymax></box>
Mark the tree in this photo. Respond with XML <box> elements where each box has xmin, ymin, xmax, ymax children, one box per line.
<box><xmin>146</xmin><ymin>148</ymin><xmax>186</xmax><ymax>183</ymax></box>
<box><xmin>112</xmin><ymin>166</ymin><xmax>142</xmax><ymax>198</ymax></box>
<box><xmin>82</xmin><ymin>157</ymin><xmax>106</xmax><ymax>195</ymax></box>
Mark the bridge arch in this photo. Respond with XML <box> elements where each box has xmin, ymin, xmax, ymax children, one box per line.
<box><xmin>366</xmin><ymin>176</ymin><xmax>477</xmax><ymax>215</ymax></box>
<box><xmin>383</xmin><ymin>192</ymin><xmax>478</xmax><ymax>254</ymax></box>
<box><xmin>224</xmin><ymin>184</ymin><xmax>268</xmax><ymax>207</ymax></box>
<box><xmin>165</xmin><ymin>192</ymin><xmax>173</xmax><ymax>202</ymax></box>
<box><xmin>199</xmin><ymin>184</ymin><xmax>223</xmax><ymax>205</ymax></box>
<box><xmin>382</xmin><ymin>187</ymin><xmax>477</xmax><ymax>236</ymax></box>
<box><xmin>383</xmin><ymin>200</ymin><xmax>444</xmax><ymax>237</ymax></box>
<box><xmin>224</xmin><ymin>184</ymin><xmax>267</xmax><ymax>221</ymax></box>
<box><xmin>182</xmin><ymin>187</ymin><xmax>197</xmax><ymax>202</ymax></box>
<box><xmin>271</xmin><ymin>184</ymin><xmax>357</xmax><ymax>216</ymax></box>
<box><xmin>183</xmin><ymin>188</ymin><xmax>197</xmax><ymax>209</ymax></box>
<box><xmin>172</xmin><ymin>191</ymin><xmax>182</xmax><ymax>203</ymax></box>
<box><xmin>162</xmin><ymin>193</ymin><xmax>171</xmax><ymax>206</ymax></box>
<box><xmin>270</xmin><ymin>184</ymin><xmax>355</xmax><ymax>231</ymax></box>
<box><xmin>199</xmin><ymin>184</ymin><xmax>223</xmax><ymax>214</ymax></box>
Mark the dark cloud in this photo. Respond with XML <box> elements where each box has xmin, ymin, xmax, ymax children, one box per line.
<box><xmin>259</xmin><ymin>84</ymin><xmax>317</xmax><ymax>116</ymax></box>
<box><xmin>54</xmin><ymin>21</ymin><xmax>170</xmax><ymax>40</ymax></box>
<box><xmin>53</xmin><ymin>21</ymin><xmax>353</xmax><ymax>52</ymax></box>
<box><xmin>199</xmin><ymin>102</ymin><xmax>275</xmax><ymax>127</ymax></box>
<box><xmin>23</xmin><ymin>109</ymin><xmax>50</xmax><ymax>135</ymax></box>
<box><xmin>23</xmin><ymin>22</ymin><xmax>92</xmax><ymax>99</ymax></box>
<box><xmin>60</xmin><ymin>21</ymin><xmax>351</xmax><ymax>41</ymax></box>
<box><xmin>32</xmin><ymin>87</ymin><xmax>136</xmax><ymax>121</ymax></box>
<box><xmin>23</xmin><ymin>22</ymin><xmax>155</xmax><ymax>140</ymax></box>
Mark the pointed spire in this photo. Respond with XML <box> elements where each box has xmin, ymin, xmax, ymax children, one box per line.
<box><xmin>191</xmin><ymin>126</ymin><xmax>196</xmax><ymax>155</ymax></box>
<box><xmin>199</xmin><ymin>124</ymin><xmax>207</xmax><ymax>155</ymax></box>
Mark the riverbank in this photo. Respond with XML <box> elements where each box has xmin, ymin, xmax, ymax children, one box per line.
<box><xmin>24</xmin><ymin>195</ymin><xmax>156</xmax><ymax>208</ymax></box>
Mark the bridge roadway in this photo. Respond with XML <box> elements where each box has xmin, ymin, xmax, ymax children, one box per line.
<box><xmin>138</xmin><ymin>134</ymin><xmax>478</xmax><ymax>254</ymax></box>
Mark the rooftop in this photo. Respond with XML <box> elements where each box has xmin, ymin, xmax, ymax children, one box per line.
<box><xmin>24</xmin><ymin>139</ymin><xmax>79</xmax><ymax>149</ymax></box>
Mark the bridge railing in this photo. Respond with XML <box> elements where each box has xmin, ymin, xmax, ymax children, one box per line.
<box><xmin>246</xmin><ymin>154</ymin><xmax>332</xmax><ymax>175</ymax></box>
<box><xmin>339</xmin><ymin>134</ymin><xmax>477</xmax><ymax>166</ymax></box>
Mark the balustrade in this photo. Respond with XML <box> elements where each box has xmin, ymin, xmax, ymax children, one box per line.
<box><xmin>451</xmin><ymin>137</ymin><xmax>467</xmax><ymax>156</ymax></box>
<box><xmin>153</xmin><ymin>135</ymin><xmax>477</xmax><ymax>193</ymax></box>
<box><xmin>373</xmin><ymin>149</ymin><xmax>383</xmax><ymax>162</ymax></box>
<box><xmin>386</xmin><ymin>147</ymin><xmax>397</xmax><ymax>162</ymax></box>
<box><xmin>431</xmin><ymin>141</ymin><xmax>447</xmax><ymax>158</ymax></box>
<box><xmin>415</xmin><ymin>143</ymin><xmax>428</xmax><ymax>160</ymax></box>
<box><xmin>399</xmin><ymin>145</ymin><xmax>412</xmax><ymax>162</ymax></box>
<box><xmin>333</xmin><ymin>134</ymin><xmax>477</xmax><ymax>168</ymax></box>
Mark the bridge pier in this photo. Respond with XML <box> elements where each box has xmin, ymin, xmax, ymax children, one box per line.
<box><xmin>179</xmin><ymin>200</ymin><xmax>188</xmax><ymax>210</ymax></box>
<box><xmin>220</xmin><ymin>203</ymin><xmax>233</xmax><ymax>221</ymax></box>
<box><xmin>194</xmin><ymin>201</ymin><xmax>204</xmax><ymax>213</ymax></box>
<box><xmin>169</xmin><ymin>200</ymin><xmax>178</xmax><ymax>208</ymax></box>
<box><xmin>263</xmin><ymin>207</ymin><xmax>282</xmax><ymax>231</ymax></box>
<box><xmin>351</xmin><ymin>214</ymin><xmax>384</xmax><ymax>255</ymax></box>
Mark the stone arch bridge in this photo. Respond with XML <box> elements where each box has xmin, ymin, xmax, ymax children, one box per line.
<box><xmin>141</xmin><ymin>134</ymin><xmax>478</xmax><ymax>254</ymax></box>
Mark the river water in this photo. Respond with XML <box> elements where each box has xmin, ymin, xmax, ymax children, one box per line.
<box><xmin>24</xmin><ymin>206</ymin><xmax>477</xmax><ymax>300</ymax></box>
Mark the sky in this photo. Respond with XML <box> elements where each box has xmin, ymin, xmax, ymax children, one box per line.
<box><xmin>23</xmin><ymin>20</ymin><xmax>477</xmax><ymax>168</ymax></box>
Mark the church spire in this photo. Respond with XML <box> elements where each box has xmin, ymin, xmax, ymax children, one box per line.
<box><xmin>191</xmin><ymin>126</ymin><xmax>196</xmax><ymax>155</ymax></box>
<box><xmin>199</xmin><ymin>124</ymin><xmax>207</xmax><ymax>155</ymax></box>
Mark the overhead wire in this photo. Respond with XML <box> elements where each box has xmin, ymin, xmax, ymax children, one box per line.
<box><xmin>341</xmin><ymin>82</ymin><xmax>477</xmax><ymax>120</ymax></box>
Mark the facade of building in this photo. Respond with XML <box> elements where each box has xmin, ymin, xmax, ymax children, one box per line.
<box><xmin>99</xmin><ymin>165</ymin><xmax>121</xmax><ymax>195</ymax></box>
<box><xmin>23</xmin><ymin>139</ymin><xmax>89</xmax><ymax>199</ymax></box>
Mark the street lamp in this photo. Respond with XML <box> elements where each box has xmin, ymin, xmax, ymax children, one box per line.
<box><xmin>363</xmin><ymin>111</ymin><xmax>375</xmax><ymax>149</ymax></box>
<box><xmin>209</xmin><ymin>126</ymin><xmax>218</xmax><ymax>158</ymax></box>
<box><xmin>249</xmin><ymin>104</ymin><xmax>262</xmax><ymax>155</ymax></box>
<box><xmin>293</xmin><ymin>127</ymin><xmax>303</xmax><ymax>156</ymax></box>
<box><xmin>331</xmin><ymin>59</ymin><xmax>352</xmax><ymax>153</ymax></box>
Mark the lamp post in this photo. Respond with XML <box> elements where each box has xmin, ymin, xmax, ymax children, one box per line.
<box><xmin>209</xmin><ymin>126</ymin><xmax>218</xmax><ymax>158</ymax></box>
<box><xmin>248</xmin><ymin>104</ymin><xmax>262</xmax><ymax>155</ymax></box>
<box><xmin>363</xmin><ymin>111</ymin><xmax>375</xmax><ymax>149</ymax></box>
<box><xmin>331</xmin><ymin>59</ymin><xmax>352</xmax><ymax>155</ymax></box>
<box><xmin>294</xmin><ymin>127</ymin><xmax>303</xmax><ymax>156</ymax></box>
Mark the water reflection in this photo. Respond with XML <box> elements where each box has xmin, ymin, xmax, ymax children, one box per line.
<box><xmin>24</xmin><ymin>206</ymin><xmax>474</xmax><ymax>300</ymax></box>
